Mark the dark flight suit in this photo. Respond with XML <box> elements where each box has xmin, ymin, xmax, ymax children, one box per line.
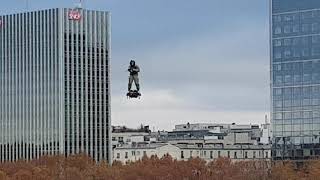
<box><xmin>128</xmin><ymin>61</ymin><xmax>140</xmax><ymax>91</ymax></box>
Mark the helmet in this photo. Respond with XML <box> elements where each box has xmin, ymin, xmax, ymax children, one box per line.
<box><xmin>130</xmin><ymin>60</ymin><xmax>135</xmax><ymax>66</ymax></box>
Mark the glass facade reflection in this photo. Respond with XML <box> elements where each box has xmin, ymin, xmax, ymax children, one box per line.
<box><xmin>271</xmin><ymin>0</ymin><xmax>320</xmax><ymax>160</ymax></box>
<box><xmin>0</xmin><ymin>8</ymin><xmax>111</xmax><ymax>163</ymax></box>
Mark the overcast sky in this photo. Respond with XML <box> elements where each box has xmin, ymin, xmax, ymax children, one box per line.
<box><xmin>1</xmin><ymin>0</ymin><xmax>270</xmax><ymax>131</ymax></box>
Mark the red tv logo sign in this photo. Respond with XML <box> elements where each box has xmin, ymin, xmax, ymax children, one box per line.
<box><xmin>68</xmin><ymin>10</ymin><xmax>81</xmax><ymax>21</ymax></box>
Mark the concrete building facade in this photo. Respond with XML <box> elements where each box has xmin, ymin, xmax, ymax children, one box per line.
<box><xmin>114</xmin><ymin>143</ymin><xmax>181</xmax><ymax>163</ymax></box>
<box><xmin>113</xmin><ymin>123</ymin><xmax>271</xmax><ymax>163</ymax></box>
<box><xmin>160</xmin><ymin>123</ymin><xmax>266</xmax><ymax>146</ymax></box>
<box><xmin>0</xmin><ymin>8</ymin><xmax>111</xmax><ymax>163</ymax></box>
<box><xmin>113</xmin><ymin>143</ymin><xmax>271</xmax><ymax>164</ymax></box>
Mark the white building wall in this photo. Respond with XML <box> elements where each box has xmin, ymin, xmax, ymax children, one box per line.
<box><xmin>113</xmin><ymin>144</ymin><xmax>180</xmax><ymax>163</ymax></box>
<box><xmin>112</xmin><ymin>132</ymin><xmax>148</xmax><ymax>145</ymax></box>
<box><xmin>235</xmin><ymin>133</ymin><xmax>251</xmax><ymax>144</ymax></box>
<box><xmin>260</xmin><ymin>124</ymin><xmax>271</xmax><ymax>144</ymax></box>
<box><xmin>180</xmin><ymin>149</ymin><xmax>270</xmax><ymax>162</ymax></box>
<box><xmin>130</xmin><ymin>136</ymin><xmax>145</xmax><ymax>144</ymax></box>
<box><xmin>113</xmin><ymin>144</ymin><xmax>271</xmax><ymax>164</ymax></box>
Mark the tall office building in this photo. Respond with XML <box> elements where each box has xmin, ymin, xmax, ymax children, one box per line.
<box><xmin>271</xmin><ymin>0</ymin><xmax>320</xmax><ymax>160</ymax></box>
<box><xmin>0</xmin><ymin>8</ymin><xmax>111</xmax><ymax>163</ymax></box>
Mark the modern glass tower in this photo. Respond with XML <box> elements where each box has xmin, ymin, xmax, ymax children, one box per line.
<box><xmin>0</xmin><ymin>8</ymin><xmax>111</xmax><ymax>163</ymax></box>
<box><xmin>271</xmin><ymin>0</ymin><xmax>320</xmax><ymax>160</ymax></box>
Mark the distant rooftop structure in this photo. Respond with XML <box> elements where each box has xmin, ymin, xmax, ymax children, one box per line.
<box><xmin>112</xmin><ymin>125</ymin><xmax>151</xmax><ymax>133</ymax></box>
<box><xmin>174</xmin><ymin>122</ymin><xmax>260</xmax><ymax>132</ymax></box>
<box><xmin>159</xmin><ymin>122</ymin><xmax>269</xmax><ymax>146</ymax></box>
<box><xmin>174</xmin><ymin>122</ymin><xmax>231</xmax><ymax>132</ymax></box>
<box><xmin>116</xmin><ymin>143</ymin><xmax>168</xmax><ymax>150</ymax></box>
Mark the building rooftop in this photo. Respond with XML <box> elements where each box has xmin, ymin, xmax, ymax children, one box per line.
<box><xmin>174</xmin><ymin>144</ymin><xmax>271</xmax><ymax>150</ymax></box>
<box><xmin>115</xmin><ymin>143</ymin><xmax>169</xmax><ymax>150</ymax></box>
<box><xmin>112</xmin><ymin>125</ymin><xmax>151</xmax><ymax>133</ymax></box>
<box><xmin>115</xmin><ymin>142</ymin><xmax>271</xmax><ymax>150</ymax></box>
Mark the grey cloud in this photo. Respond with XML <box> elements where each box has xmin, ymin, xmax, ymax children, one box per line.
<box><xmin>111</xmin><ymin>24</ymin><xmax>270</xmax><ymax>113</ymax></box>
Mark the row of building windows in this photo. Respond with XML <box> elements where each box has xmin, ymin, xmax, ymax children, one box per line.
<box><xmin>273</xmin><ymin>36</ymin><xmax>320</xmax><ymax>47</ymax></box>
<box><xmin>65</xmin><ymin>111</ymin><xmax>108</xmax><ymax>114</ymax></box>
<box><xmin>273</xmin><ymin>100</ymin><xmax>320</xmax><ymax>109</ymax></box>
<box><xmin>273</xmin><ymin>23</ymin><xmax>320</xmax><ymax>35</ymax></box>
<box><xmin>273</xmin><ymin>119</ymin><xmax>320</xmax><ymax>125</ymax></box>
<box><xmin>273</xmin><ymin>99</ymin><xmax>320</xmax><ymax>108</ymax></box>
<box><xmin>64</xmin><ymin>64</ymin><xmax>108</xmax><ymax>67</ymax></box>
<box><xmin>273</xmin><ymin>124</ymin><xmax>320</xmax><ymax>132</ymax></box>
<box><xmin>0</xmin><ymin>142</ymin><xmax>60</xmax><ymax>162</ymax></box>
<box><xmin>273</xmin><ymin>110</ymin><xmax>320</xmax><ymax>119</ymax></box>
<box><xmin>274</xmin><ymin>86</ymin><xmax>320</xmax><ymax>98</ymax></box>
<box><xmin>181</xmin><ymin>150</ymin><xmax>269</xmax><ymax>159</ymax></box>
<box><xmin>116</xmin><ymin>150</ymin><xmax>269</xmax><ymax>160</ymax></box>
<box><xmin>273</xmin><ymin>47</ymin><xmax>320</xmax><ymax>61</ymax></box>
<box><xmin>273</xmin><ymin>10</ymin><xmax>320</xmax><ymax>23</ymax></box>
<box><xmin>273</xmin><ymin>74</ymin><xmax>320</xmax><ymax>86</ymax></box>
<box><xmin>272</xmin><ymin>148</ymin><xmax>320</xmax><ymax>160</ymax></box>
<box><xmin>272</xmin><ymin>136</ymin><xmax>320</xmax><ymax>145</ymax></box>
<box><xmin>273</xmin><ymin>131</ymin><xmax>320</xmax><ymax>137</ymax></box>
<box><xmin>273</xmin><ymin>61</ymin><xmax>319</xmax><ymax>72</ymax></box>
<box><xmin>64</xmin><ymin>67</ymin><xmax>108</xmax><ymax>70</ymax></box>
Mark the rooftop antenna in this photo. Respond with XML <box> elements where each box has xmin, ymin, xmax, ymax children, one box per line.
<box><xmin>265</xmin><ymin>114</ymin><xmax>268</xmax><ymax>124</ymax></box>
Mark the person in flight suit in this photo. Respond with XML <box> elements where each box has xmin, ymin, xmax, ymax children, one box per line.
<box><xmin>128</xmin><ymin>60</ymin><xmax>140</xmax><ymax>92</ymax></box>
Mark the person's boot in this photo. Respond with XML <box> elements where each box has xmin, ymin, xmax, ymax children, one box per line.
<box><xmin>128</xmin><ymin>84</ymin><xmax>131</xmax><ymax>92</ymax></box>
<box><xmin>136</xmin><ymin>84</ymin><xmax>140</xmax><ymax>92</ymax></box>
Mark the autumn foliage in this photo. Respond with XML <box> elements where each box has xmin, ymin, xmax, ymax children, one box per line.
<box><xmin>0</xmin><ymin>154</ymin><xmax>319</xmax><ymax>179</ymax></box>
